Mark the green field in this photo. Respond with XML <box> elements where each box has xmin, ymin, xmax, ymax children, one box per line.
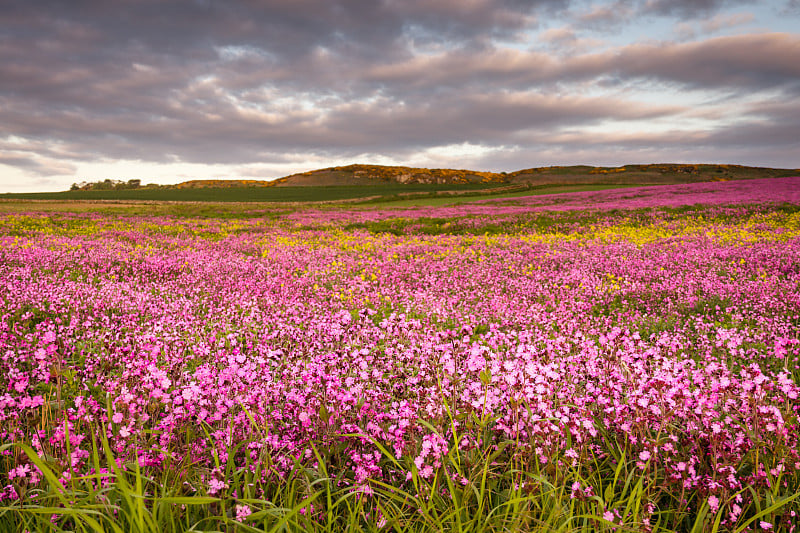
<box><xmin>0</xmin><ymin>183</ymin><xmax>495</xmax><ymax>203</ymax></box>
<box><xmin>0</xmin><ymin>184</ymin><xmax>645</xmax><ymax>218</ymax></box>
<box><xmin>362</xmin><ymin>184</ymin><xmax>644</xmax><ymax>207</ymax></box>
<box><xmin>0</xmin><ymin>183</ymin><xmax>645</xmax><ymax>211</ymax></box>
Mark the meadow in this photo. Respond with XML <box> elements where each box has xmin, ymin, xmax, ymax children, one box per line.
<box><xmin>0</xmin><ymin>183</ymin><xmax>500</xmax><ymax>203</ymax></box>
<box><xmin>1</xmin><ymin>177</ymin><xmax>799</xmax><ymax>532</ymax></box>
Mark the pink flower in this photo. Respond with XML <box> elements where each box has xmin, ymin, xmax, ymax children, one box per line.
<box><xmin>8</xmin><ymin>465</ymin><xmax>30</xmax><ymax>480</ymax></box>
<box><xmin>420</xmin><ymin>464</ymin><xmax>434</xmax><ymax>479</ymax></box>
<box><xmin>207</xmin><ymin>478</ymin><xmax>227</xmax><ymax>495</ymax></box>
<box><xmin>235</xmin><ymin>504</ymin><xmax>252</xmax><ymax>521</ymax></box>
<box><xmin>639</xmin><ymin>450</ymin><xmax>651</xmax><ymax>462</ymax></box>
<box><xmin>708</xmin><ymin>495</ymin><xmax>720</xmax><ymax>512</ymax></box>
<box><xmin>1</xmin><ymin>484</ymin><xmax>19</xmax><ymax>501</ymax></box>
<box><xmin>112</xmin><ymin>412</ymin><xmax>123</xmax><ymax>424</ymax></box>
<box><xmin>603</xmin><ymin>511</ymin><xmax>615</xmax><ymax>523</ymax></box>
<box><xmin>760</xmin><ymin>521</ymin><xmax>772</xmax><ymax>530</ymax></box>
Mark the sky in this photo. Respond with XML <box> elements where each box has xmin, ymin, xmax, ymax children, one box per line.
<box><xmin>1</xmin><ymin>0</ymin><xmax>799</xmax><ymax>192</ymax></box>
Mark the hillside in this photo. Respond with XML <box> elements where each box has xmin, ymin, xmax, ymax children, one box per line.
<box><xmin>270</xmin><ymin>164</ymin><xmax>505</xmax><ymax>187</ymax></box>
<box><xmin>186</xmin><ymin>163</ymin><xmax>799</xmax><ymax>188</ymax></box>
<box><xmin>506</xmin><ymin>163</ymin><xmax>797</xmax><ymax>186</ymax></box>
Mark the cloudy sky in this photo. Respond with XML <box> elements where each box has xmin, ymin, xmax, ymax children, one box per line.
<box><xmin>1</xmin><ymin>0</ymin><xmax>799</xmax><ymax>192</ymax></box>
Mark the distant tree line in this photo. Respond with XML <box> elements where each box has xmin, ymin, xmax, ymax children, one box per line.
<box><xmin>70</xmin><ymin>179</ymin><xmax>153</xmax><ymax>191</ymax></box>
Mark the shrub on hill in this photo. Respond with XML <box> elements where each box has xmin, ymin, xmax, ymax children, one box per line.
<box><xmin>70</xmin><ymin>178</ymin><xmax>147</xmax><ymax>191</ymax></box>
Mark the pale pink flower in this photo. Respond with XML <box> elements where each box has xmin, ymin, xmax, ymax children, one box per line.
<box><xmin>420</xmin><ymin>464</ymin><xmax>434</xmax><ymax>479</ymax></box>
<box><xmin>235</xmin><ymin>504</ymin><xmax>252</xmax><ymax>521</ymax></box>
<box><xmin>708</xmin><ymin>495</ymin><xmax>720</xmax><ymax>512</ymax></box>
<box><xmin>207</xmin><ymin>478</ymin><xmax>227</xmax><ymax>495</ymax></box>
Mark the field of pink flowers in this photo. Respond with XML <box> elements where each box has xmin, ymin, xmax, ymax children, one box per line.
<box><xmin>2</xmin><ymin>177</ymin><xmax>800</xmax><ymax>531</ymax></box>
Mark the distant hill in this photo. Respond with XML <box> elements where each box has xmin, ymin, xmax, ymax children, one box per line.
<box><xmin>175</xmin><ymin>163</ymin><xmax>799</xmax><ymax>188</ymax></box>
<box><xmin>269</xmin><ymin>164</ymin><xmax>506</xmax><ymax>187</ymax></box>
<box><xmin>505</xmin><ymin>163</ymin><xmax>798</xmax><ymax>186</ymax></box>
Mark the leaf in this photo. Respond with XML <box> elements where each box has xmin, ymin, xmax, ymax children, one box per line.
<box><xmin>318</xmin><ymin>403</ymin><xmax>330</xmax><ymax>425</ymax></box>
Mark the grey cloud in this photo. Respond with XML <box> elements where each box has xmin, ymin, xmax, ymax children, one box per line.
<box><xmin>519</xmin><ymin>106</ymin><xmax>800</xmax><ymax>160</ymax></box>
<box><xmin>3</xmin><ymin>29</ymin><xmax>795</xmax><ymax>169</ymax></box>
<box><xmin>363</xmin><ymin>48</ymin><xmax>560</xmax><ymax>90</ymax></box>
<box><xmin>474</xmin><ymin>114</ymin><xmax>800</xmax><ymax>170</ymax></box>
<box><xmin>641</xmin><ymin>0</ymin><xmax>750</xmax><ymax>18</ymax></box>
<box><xmin>473</xmin><ymin>143</ymin><xmax>799</xmax><ymax>172</ymax></box>
<box><xmin>0</xmin><ymin>155</ymin><xmax>43</xmax><ymax>170</ymax></box>
<box><xmin>0</xmin><ymin>83</ymin><xmax>688</xmax><ymax>166</ymax></box>
<box><xmin>572</xmin><ymin>0</ymin><xmax>744</xmax><ymax>31</ymax></box>
<box><xmin>574</xmin><ymin>1</ymin><xmax>637</xmax><ymax>30</ymax></box>
<box><xmin>707</xmin><ymin>100</ymin><xmax>800</xmax><ymax>148</ymax></box>
<box><xmin>673</xmin><ymin>12</ymin><xmax>755</xmax><ymax>40</ymax></box>
<box><xmin>0</xmin><ymin>0</ymin><xmax>566</xmax><ymax>124</ymax></box>
<box><xmin>364</xmin><ymin>33</ymin><xmax>800</xmax><ymax>94</ymax></box>
<box><xmin>613</xmin><ymin>33</ymin><xmax>800</xmax><ymax>91</ymax></box>
<box><xmin>700</xmin><ymin>12</ymin><xmax>755</xmax><ymax>33</ymax></box>
<box><xmin>5</xmin><ymin>4</ymin><xmax>794</xmax><ymax>108</ymax></box>
<box><xmin>1</xmin><ymin>0</ymin><xmax>557</xmax><ymax>63</ymax></box>
<box><xmin>0</xmin><ymin>152</ymin><xmax>77</xmax><ymax>177</ymax></box>
<box><xmin>784</xmin><ymin>0</ymin><xmax>800</xmax><ymax>15</ymax></box>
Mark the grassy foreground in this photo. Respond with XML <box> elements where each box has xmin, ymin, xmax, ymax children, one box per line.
<box><xmin>4</xmin><ymin>414</ymin><xmax>794</xmax><ymax>532</ymax></box>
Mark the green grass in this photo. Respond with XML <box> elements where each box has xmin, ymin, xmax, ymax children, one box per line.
<box><xmin>0</xmin><ymin>183</ymin><xmax>640</xmax><ymax>218</ymax></box>
<box><xmin>3</xmin><ymin>410</ymin><xmax>796</xmax><ymax>532</ymax></box>
<box><xmin>0</xmin><ymin>184</ymin><xmax>496</xmax><ymax>203</ymax></box>
<box><xmin>0</xmin><ymin>199</ymin><xmax>293</xmax><ymax>218</ymax></box>
<box><xmin>363</xmin><ymin>184</ymin><xmax>643</xmax><ymax>207</ymax></box>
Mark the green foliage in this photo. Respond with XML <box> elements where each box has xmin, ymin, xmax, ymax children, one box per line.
<box><xmin>71</xmin><ymin>179</ymin><xmax>145</xmax><ymax>191</ymax></box>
